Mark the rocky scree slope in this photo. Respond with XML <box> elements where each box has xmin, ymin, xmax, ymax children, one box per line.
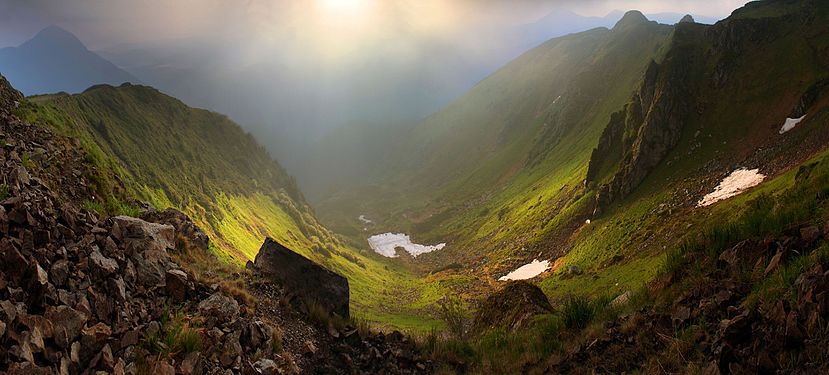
<box><xmin>546</xmin><ymin>212</ymin><xmax>829</xmax><ymax>373</ymax></box>
<box><xmin>0</xmin><ymin>75</ymin><xmax>431</xmax><ymax>374</ymax></box>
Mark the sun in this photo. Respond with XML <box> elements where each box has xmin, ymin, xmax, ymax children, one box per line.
<box><xmin>317</xmin><ymin>0</ymin><xmax>373</xmax><ymax>16</ymax></box>
<box><xmin>309</xmin><ymin>0</ymin><xmax>379</xmax><ymax>61</ymax></box>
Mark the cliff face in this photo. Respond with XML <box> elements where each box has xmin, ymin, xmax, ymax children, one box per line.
<box><xmin>588</xmin><ymin>46</ymin><xmax>694</xmax><ymax>211</ymax></box>
<box><xmin>586</xmin><ymin>1</ymin><xmax>829</xmax><ymax>210</ymax></box>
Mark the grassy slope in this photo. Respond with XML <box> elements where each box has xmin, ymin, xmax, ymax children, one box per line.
<box><xmin>318</xmin><ymin>16</ymin><xmax>675</xmax><ymax>274</ymax></box>
<box><xmin>428</xmin><ymin>137</ymin><xmax>829</xmax><ymax>374</ymax></box>
<box><xmin>18</xmin><ymin>84</ymin><xmax>449</xmax><ymax>331</ymax></box>
<box><xmin>540</xmin><ymin>0</ymin><xmax>829</xmax><ymax>299</ymax></box>
<box><xmin>320</xmin><ymin>0</ymin><xmax>829</xmax><ymax>320</ymax></box>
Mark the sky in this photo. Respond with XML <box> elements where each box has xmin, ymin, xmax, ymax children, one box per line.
<box><xmin>1</xmin><ymin>0</ymin><xmax>750</xmax><ymax>50</ymax></box>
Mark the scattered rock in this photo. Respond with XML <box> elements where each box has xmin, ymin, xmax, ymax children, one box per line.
<box><xmin>303</xmin><ymin>340</ymin><xmax>318</xmax><ymax>355</ymax></box>
<box><xmin>253</xmin><ymin>358</ymin><xmax>279</xmax><ymax>375</ymax></box>
<box><xmin>45</xmin><ymin>306</ymin><xmax>86</xmax><ymax>348</ymax></box>
<box><xmin>165</xmin><ymin>269</ymin><xmax>189</xmax><ymax>302</ymax></box>
<box><xmin>800</xmin><ymin>225</ymin><xmax>821</xmax><ymax>245</ymax></box>
<box><xmin>672</xmin><ymin>305</ymin><xmax>691</xmax><ymax>326</ymax></box>
<box><xmin>89</xmin><ymin>246</ymin><xmax>119</xmax><ymax>275</ymax></box>
<box><xmin>609</xmin><ymin>291</ymin><xmax>632</xmax><ymax>308</ymax></box>
<box><xmin>765</xmin><ymin>250</ymin><xmax>785</xmax><ymax>276</ymax></box>
<box><xmin>198</xmin><ymin>292</ymin><xmax>240</xmax><ymax>325</ymax></box>
<box><xmin>566</xmin><ymin>265</ymin><xmax>583</xmax><ymax>276</ymax></box>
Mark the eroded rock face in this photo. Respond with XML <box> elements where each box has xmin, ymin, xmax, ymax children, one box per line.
<box><xmin>248</xmin><ymin>237</ymin><xmax>350</xmax><ymax>318</ymax></box>
<box><xmin>472</xmin><ymin>281</ymin><xmax>553</xmax><ymax>333</ymax></box>
<box><xmin>587</xmin><ymin>57</ymin><xmax>692</xmax><ymax>212</ymax></box>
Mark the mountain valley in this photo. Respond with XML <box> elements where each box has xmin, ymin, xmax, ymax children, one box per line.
<box><xmin>2</xmin><ymin>0</ymin><xmax>829</xmax><ymax>373</ymax></box>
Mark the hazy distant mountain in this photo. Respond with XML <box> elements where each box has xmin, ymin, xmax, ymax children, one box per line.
<box><xmin>515</xmin><ymin>9</ymin><xmax>719</xmax><ymax>48</ymax></box>
<box><xmin>0</xmin><ymin>26</ymin><xmax>138</xmax><ymax>95</ymax></box>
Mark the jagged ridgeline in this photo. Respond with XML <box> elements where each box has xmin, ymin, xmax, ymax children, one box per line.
<box><xmin>587</xmin><ymin>0</ymin><xmax>829</xmax><ymax>211</ymax></box>
<box><xmin>17</xmin><ymin>83</ymin><xmax>338</xmax><ymax>263</ymax></box>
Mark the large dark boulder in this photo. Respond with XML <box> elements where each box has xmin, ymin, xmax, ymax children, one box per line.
<box><xmin>471</xmin><ymin>281</ymin><xmax>553</xmax><ymax>333</ymax></box>
<box><xmin>247</xmin><ymin>238</ymin><xmax>350</xmax><ymax>318</ymax></box>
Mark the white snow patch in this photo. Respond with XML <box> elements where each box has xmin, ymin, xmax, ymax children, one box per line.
<box><xmin>779</xmin><ymin>115</ymin><xmax>806</xmax><ymax>134</ymax></box>
<box><xmin>499</xmin><ymin>259</ymin><xmax>550</xmax><ymax>281</ymax></box>
<box><xmin>358</xmin><ymin>215</ymin><xmax>373</xmax><ymax>224</ymax></box>
<box><xmin>698</xmin><ymin>168</ymin><xmax>765</xmax><ymax>207</ymax></box>
<box><xmin>367</xmin><ymin>233</ymin><xmax>445</xmax><ymax>258</ymax></box>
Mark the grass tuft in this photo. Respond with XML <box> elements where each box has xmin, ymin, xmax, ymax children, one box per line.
<box><xmin>437</xmin><ymin>295</ymin><xmax>469</xmax><ymax>340</ymax></box>
<box><xmin>561</xmin><ymin>294</ymin><xmax>595</xmax><ymax>330</ymax></box>
<box><xmin>143</xmin><ymin>305</ymin><xmax>203</xmax><ymax>356</ymax></box>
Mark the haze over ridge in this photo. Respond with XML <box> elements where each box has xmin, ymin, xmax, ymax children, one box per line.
<box><xmin>0</xmin><ymin>0</ymin><xmax>747</xmax><ymax>193</ymax></box>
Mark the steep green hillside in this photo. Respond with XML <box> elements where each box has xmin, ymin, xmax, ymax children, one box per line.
<box><xmin>16</xmin><ymin>84</ymin><xmax>450</xmax><ymax>331</ymax></box>
<box><xmin>319</xmin><ymin>0</ymin><xmax>829</xmax><ymax>311</ymax></box>
<box><xmin>318</xmin><ymin>12</ymin><xmax>676</xmax><ymax>264</ymax></box>
<box><xmin>537</xmin><ymin>0</ymin><xmax>829</xmax><ymax>297</ymax></box>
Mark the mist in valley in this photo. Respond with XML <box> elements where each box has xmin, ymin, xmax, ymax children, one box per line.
<box><xmin>1</xmin><ymin>0</ymin><xmax>734</xmax><ymax>199</ymax></box>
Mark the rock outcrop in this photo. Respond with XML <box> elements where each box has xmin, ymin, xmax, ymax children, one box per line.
<box><xmin>247</xmin><ymin>238</ymin><xmax>350</xmax><ymax>319</ymax></box>
<box><xmin>471</xmin><ymin>281</ymin><xmax>553</xmax><ymax>333</ymax></box>
<box><xmin>587</xmin><ymin>33</ymin><xmax>695</xmax><ymax>212</ymax></box>
<box><xmin>587</xmin><ymin>58</ymin><xmax>691</xmax><ymax>211</ymax></box>
<box><xmin>789</xmin><ymin>78</ymin><xmax>829</xmax><ymax>118</ymax></box>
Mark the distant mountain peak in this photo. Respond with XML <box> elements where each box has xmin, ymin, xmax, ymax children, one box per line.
<box><xmin>0</xmin><ymin>25</ymin><xmax>138</xmax><ymax>95</ymax></box>
<box><xmin>679</xmin><ymin>14</ymin><xmax>696</xmax><ymax>24</ymax></box>
<box><xmin>39</xmin><ymin>25</ymin><xmax>74</xmax><ymax>36</ymax></box>
<box><xmin>23</xmin><ymin>25</ymin><xmax>87</xmax><ymax>50</ymax></box>
<box><xmin>613</xmin><ymin>10</ymin><xmax>650</xmax><ymax>30</ymax></box>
